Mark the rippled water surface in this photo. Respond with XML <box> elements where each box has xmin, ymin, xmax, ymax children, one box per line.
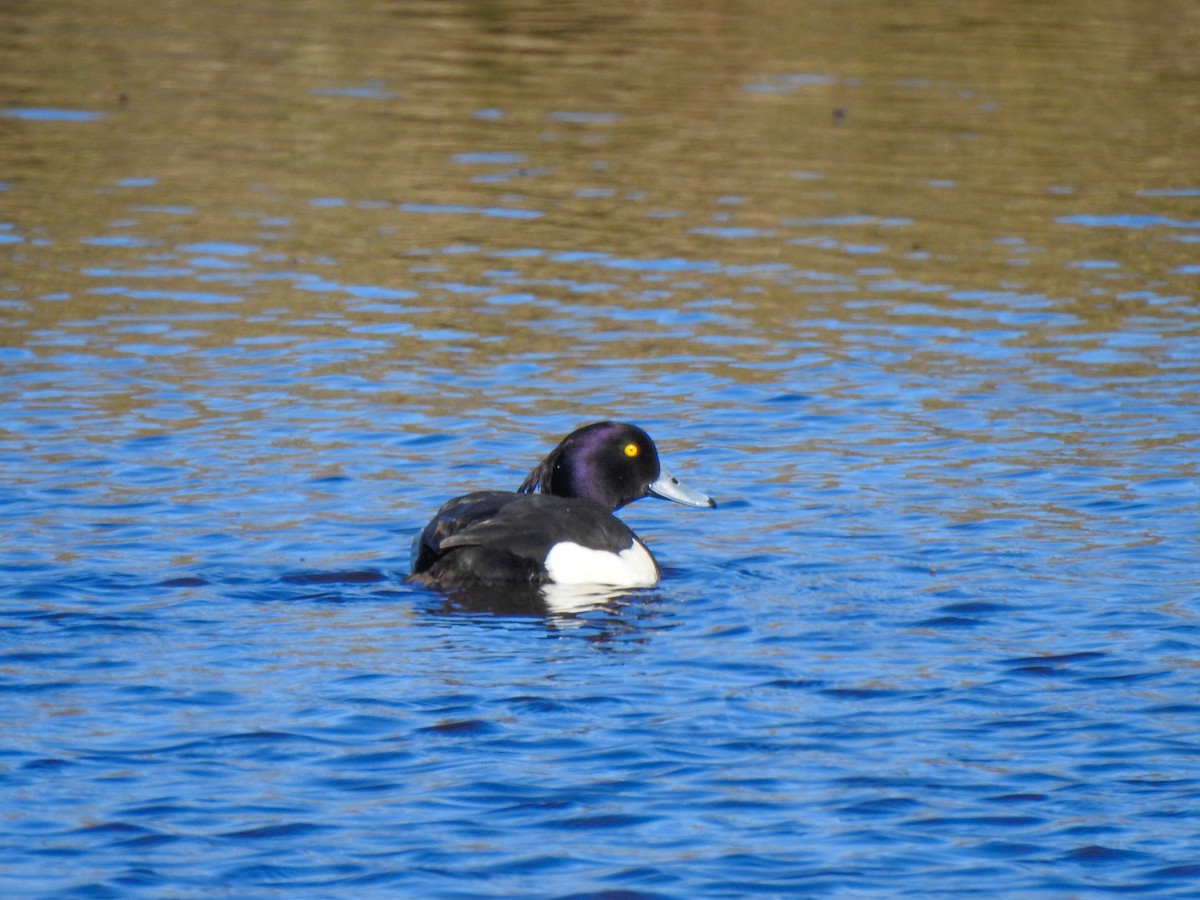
<box><xmin>3</xmin><ymin>1</ymin><xmax>1200</xmax><ymax>896</ymax></box>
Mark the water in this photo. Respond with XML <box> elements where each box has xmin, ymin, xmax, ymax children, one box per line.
<box><xmin>3</xmin><ymin>1</ymin><xmax>1200</xmax><ymax>896</ymax></box>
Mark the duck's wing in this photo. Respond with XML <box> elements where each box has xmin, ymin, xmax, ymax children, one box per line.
<box><xmin>410</xmin><ymin>492</ymin><xmax>514</xmax><ymax>575</ymax></box>
<box><xmin>410</xmin><ymin>493</ymin><xmax>636</xmax><ymax>585</ymax></box>
<box><xmin>411</xmin><ymin>491</ymin><xmax>560</xmax><ymax>584</ymax></box>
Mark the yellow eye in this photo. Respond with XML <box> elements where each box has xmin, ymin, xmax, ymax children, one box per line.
<box><xmin>623</xmin><ymin>442</ymin><xmax>639</xmax><ymax>458</ymax></box>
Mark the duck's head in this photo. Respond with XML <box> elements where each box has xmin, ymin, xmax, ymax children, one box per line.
<box><xmin>518</xmin><ymin>421</ymin><xmax>715</xmax><ymax>512</ymax></box>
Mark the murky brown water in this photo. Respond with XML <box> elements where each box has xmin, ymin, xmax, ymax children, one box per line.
<box><xmin>5</xmin><ymin>1</ymin><xmax>1197</xmax><ymax>291</ymax></box>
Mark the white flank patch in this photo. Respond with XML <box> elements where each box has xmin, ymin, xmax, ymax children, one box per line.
<box><xmin>543</xmin><ymin>540</ymin><xmax>659</xmax><ymax>587</ymax></box>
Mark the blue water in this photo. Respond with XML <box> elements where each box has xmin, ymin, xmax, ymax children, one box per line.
<box><xmin>4</xmin><ymin>209</ymin><xmax>1200</xmax><ymax>897</ymax></box>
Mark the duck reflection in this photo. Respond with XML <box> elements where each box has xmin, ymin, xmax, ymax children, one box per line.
<box><xmin>432</xmin><ymin>580</ymin><xmax>639</xmax><ymax>618</ymax></box>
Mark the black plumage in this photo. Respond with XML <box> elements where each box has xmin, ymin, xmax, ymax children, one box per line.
<box><xmin>410</xmin><ymin>491</ymin><xmax>642</xmax><ymax>585</ymax></box>
<box><xmin>409</xmin><ymin>421</ymin><xmax>713</xmax><ymax>587</ymax></box>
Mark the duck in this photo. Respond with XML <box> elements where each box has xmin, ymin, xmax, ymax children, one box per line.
<box><xmin>410</xmin><ymin>421</ymin><xmax>714</xmax><ymax>588</ymax></box>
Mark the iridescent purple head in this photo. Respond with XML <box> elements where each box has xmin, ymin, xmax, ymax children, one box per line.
<box><xmin>518</xmin><ymin>421</ymin><xmax>715</xmax><ymax>512</ymax></box>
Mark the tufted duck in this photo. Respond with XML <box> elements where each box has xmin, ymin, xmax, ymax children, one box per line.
<box><xmin>410</xmin><ymin>422</ymin><xmax>714</xmax><ymax>587</ymax></box>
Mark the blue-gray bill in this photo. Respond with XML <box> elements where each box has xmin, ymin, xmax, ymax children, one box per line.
<box><xmin>647</xmin><ymin>467</ymin><xmax>716</xmax><ymax>508</ymax></box>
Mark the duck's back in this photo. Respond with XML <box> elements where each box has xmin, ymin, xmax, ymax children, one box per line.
<box><xmin>410</xmin><ymin>491</ymin><xmax>655</xmax><ymax>586</ymax></box>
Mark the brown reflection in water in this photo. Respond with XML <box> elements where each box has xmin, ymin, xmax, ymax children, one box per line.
<box><xmin>1</xmin><ymin>0</ymin><xmax>1197</xmax><ymax>365</ymax></box>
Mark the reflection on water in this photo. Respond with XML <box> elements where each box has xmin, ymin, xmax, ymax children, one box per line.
<box><xmin>2</xmin><ymin>0</ymin><xmax>1200</xmax><ymax>896</ymax></box>
<box><xmin>433</xmin><ymin>581</ymin><xmax>639</xmax><ymax>618</ymax></box>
